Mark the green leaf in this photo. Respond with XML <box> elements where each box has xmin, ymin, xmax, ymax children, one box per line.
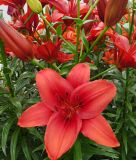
<box><xmin>129</xmin><ymin>116</ymin><xmax>136</xmax><ymax>127</ymax></box>
<box><xmin>43</xmin><ymin>158</ymin><xmax>50</xmax><ymax>160</ymax></box>
<box><xmin>73</xmin><ymin>139</ymin><xmax>82</xmax><ymax>160</ymax></box>
<box><xmin>10</xmin><ymin>128</ymin><xmax>20</xmax><ymax>160</ymax></box>
<box><xmin>21</xmin><ymin>137</ymin><xmax>32</xmax><ymax>160</ymax></box>
<box><xmin>3</xmin><ymin>67</ymin><xmax>11</xmax><ymax>74</ymax></box>
<box><xmin>56</xmin><ymin>25</ymin><xmax>62</xmax><ymax>36</ymax></box>
<box><xmin>90</xmin><ymin>64</ymin><xmax>98</xmax><ymax>70</ymax></box>
<box><xmin>81</xmin><ymin>30</ymin><xmax>89</xmax><ymax>52</ymax></box>
<box><xmin>62</xmin><ymin>41</ymin><xmax>76</xmax><ymax>53</ymax></box>
<box><xmin>126</xmin><ymin>102</ymin><xmax>133</xmax><ymax>112</ymax></box>
<box><xmin>82</xmin><ymin>138</ymin><xmax>119</xmax><ymax>159</ymax></box>
<box><xmin>82</xmin><ymin>19</ymin><xmax>96</xmax><ymax>25</ymax></box>
<box><xmin>32</xmin><ymin>144</ymin><xmax>44</xmax><ymax>153</ymax></box>
<box><xmin>0</xmin><ymin>86</ymin><xmax>9</xmax><ymax>94</ymax></box>
<box><xmin>116</xmin><ymin>23</ymin><xmax>122</xmax><ymax>35</ymax></box>
<box><xmin>0</xmin><ymin>105</ymin><xmax>8</xmax><ymax>115</ymax></box>
<box><xmin>27</xmin><ymin>128</ymin><xmax>43</xmax><ymax>141</ymax></box>
<box><xmin>122</xmin><ymin>130</ymin><xmax>128</xmax><ymax>154</ymax></box>
<box><xmin>115</xmin><ymin>119</ymin><xmax>123</xmax><ymax>134</ymax></box>
<box><xmin>62</xmin><ymin>16</ymin><xmax>78</xmax><ymax>20</ymax></box>
<box><xmin>31</xmin><ymin>153</ymin><xmax>40</xmax><ymax>160</ymax></box>
<box><xmin>10</xmin><ymin>97</ymin><xmax>22</xmax><ymax>115</ymax></box>
<box><xmin>123</xmin><ymin>23</ymin><xmax>130</xmax><ymax>33</ymax></box>
<box><xmin>130</xmin><ymin>126</ymin><xmax>136</xmax><ymax>136</ymax></box>
<box><xmin>1</xmin><ymin>118</ymin><xmax>15</xmax><ymax>155</ymax></box>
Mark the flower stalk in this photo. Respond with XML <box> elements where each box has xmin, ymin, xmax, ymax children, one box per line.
<box><xmin>39</xmin><ymin>13</ymin><xmax>76</xmax><ymax>52</ymax></box>
<box><xmin>0</xmin><ymin>40</ymin><xmax>14</xmax><ymax>96</ymax></box>
<box><xmin>31</xmin><ymin>59</ymin><xmax>45</xmax><ymax>69</ymax></box>
<box><xmin>120</xmin><ymin>1</ymin><xmax>135</xmax><ymax>159</ymax></box>
<box><xmin>91</xmin><ymin>26</ymin><xmax>109</xmax><ymax>49</ymax></box>
<box><xmin>128</xmin><ymin>0</ymin><xmax>135</xmax><ymax>43</ymax></box>
<box><xmin>90</xmin><ymin>65</ymin><xmax>116</xmax><ymax>80</ymax></box>
<box><xmin>83</xmin><ymin>0</ymin><xmax>100</xmax><ymax>21</ymax></box>
<box><xmin>80</xmin><ymin>26</ymin><xmax>109</xmax><ymax>62</ymax></box>
<box><xmin>75</xmin><ymin>0</ymin><xmax>81</xmax><ymax>63</ymax></box>
<box><xmin>24</xmin><ymin>11</ymin><xmax>34</xmax><ymax>25</ymax></box>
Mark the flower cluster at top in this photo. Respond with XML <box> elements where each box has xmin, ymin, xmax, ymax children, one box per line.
<box><xmin>0</xmin><ymin>0</ymin><xmax>135</xmax><ymax>70</ymax></box>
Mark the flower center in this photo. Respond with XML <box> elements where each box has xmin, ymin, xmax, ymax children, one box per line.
<box><xmin>56</xmin><ymin>92</ymin><xmax>81</xmax><ymax>119</ymax></box>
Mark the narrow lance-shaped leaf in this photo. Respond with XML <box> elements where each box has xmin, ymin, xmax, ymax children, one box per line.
<box><xmin>10</xmin><ymin>128</ymin><xmax>20</xmax><ymax>160</ymax></box>
<box><xmin>2</xmin><ymin>118</ymin><xmax>15</xmax><ymax>155</ymax></box>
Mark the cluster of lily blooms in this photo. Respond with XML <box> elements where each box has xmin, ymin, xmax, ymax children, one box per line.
<box><xmin>0</xmin><ymin>0</ymin><xmax>136</xmax><ymax>160</ymax></box>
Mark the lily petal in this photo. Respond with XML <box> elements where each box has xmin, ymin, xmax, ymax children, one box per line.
<box><xmin>18</xmin><ymin>102</ymin><xmax>52</xmax><ymax>127</ymax></box>
<box><xmin>36</xmin><ymin>69</ymin><xmax>73</xmax><ymax>111</ymax></box>
<box><xmin>67</xmin><ymin>63</ymin><xmax>90</xmax><ymax>88</ymax></box>
<box><xmin>81</xmin><ymin>115</ymin><xmax>120</xmax><ymax>147</ymax></box>
<box><xmin>71</xmin><ymin>80</ymin><xmax>116</xmax><ymax>119</ymax></box>
<box><xmin>115</xmin><ymin>34</ymin><xmax>130</xmax><ymax>52</ymax></box>
<box><xmin>42</xmin><ymin>0</ymin><xmax>69</xmax><ymax>14</ymax></box>
<box><xmin>45</xmin><ymin>112</ymin><xmax>82</xmax><ymax>160</ymax></box>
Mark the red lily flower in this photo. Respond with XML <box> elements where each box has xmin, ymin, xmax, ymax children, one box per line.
<box><xmin>0</xmin><ymin>19</ymin><xmax>33</xmax><ymax>61</ymax></box>
<box><xmin>87</xmin><ymin>22</ymin><xmax>105</xmax><ymax>41</ymax></box>
<box><xmin>0</xmin><ymin>0</ymin><xmax>25</xmax><ymax>16</ymax></box>
<box><xmin>63</xmin><ymin>27</ymin><xmax>77</xmax><ymax>44</ymax></box>
<box><xmin>9</xmin><ymin>6</ymin><xmax>39</xmax><ymax>33</ymax></box>
<box><xmin>33</xmin><ymin>41</ymin><xmax>74</xmax><ymax>63</ymax></box>
<box><xmin>22</xmin><ymin>6</ymin><xmax>39</xmax><ymax>33</ymax></box>
<box><xmin>18</xmin><ymin>63</ymin><xmax>119</xmax><ymax>160</ymax></box>
<box><xmin>102</xmin><ymin>49</ymin><xmax>115</xmax><ymax>65</ymax></box>
<box><xmin>41</xmin><ymin>0</ymin><xmax>89</xmax><ymax>25</ymax></box>
<box><xmin>114</xmin><ymin>34</ymin><xmax>136</xmax><ymax>69</ymax></box>
<box><xmin>103</xmin><ymin>34</ymin><xmax>136</xmax><ymax>70</ymax></box>
<box><xmin>0</xmin><ymin>0</ymin><xmax>25</xmax><ymax>7</ymax></box>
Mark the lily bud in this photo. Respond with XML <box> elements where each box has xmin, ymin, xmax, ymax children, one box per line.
<box><xmin>26</xmin><ymin>0</ymin><xmax>42</xmax><ymax>14</ymax></box>
<box><xmin>0</xmin><ymin>19</ymin><xmax>33</xmax><ymax>61</ymax></box>
<box><xmin>104</xmin><ymin>0</ymin><xmax>128</xmax><ymax>27</ymax></box>
<box><xmin>97</xmin><ymin>0</ymin><xmax>107</xmax><ymax>22</ymax></box>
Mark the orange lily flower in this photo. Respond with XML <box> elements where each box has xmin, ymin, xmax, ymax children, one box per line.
<box><xmin>18</xmin><ymin>63</ymin><xmax>119</xmax><ymax>160</ymax></box>
<box><xmin>103</xmin><ymin>34</ymin><xmax>136</xmax><ymax>70</ymax></box>
<box><xmin>33</xmin><ymin>41</ymin><xmax>74</xmax><ymax>63</ymax></box>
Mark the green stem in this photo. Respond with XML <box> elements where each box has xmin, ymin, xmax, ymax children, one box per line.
<box><xmin>59</xmin><ymin>35</ymin><xmax>75</xmax><ymax>52</ymax></box>
<box><xmin>90</xmin><ymin>65</ymin><xmax>116</xmax><ymax>80</ymax></box>
<box><xmin>24</xmin><ymin>12</ymin><xmax>34</xmax><ymax>25</ymax></box>
<box><xmin>75</xmin><ymin>0</ymin><xmax>81</xmax><ymax>63</ymax></box>
<box><xmin>31</xmin><ymin>59</ymin><xmax>60</xmax><ymax>72</ymax></box>
<box><xmin>40</xmin><ymin>13</ymin><xmax>56</xmax><ymax>33</ymax></box>
<box><xmin>0</xmin><ymin>40</ymin><xmax>14</xmax><ymax>96</ymax></box>
<box><xmin>51</xmin><ymin>63</ymin><xmax>61</xmax><ymax>72</ymax></box>
<box><xmin>120</xmin><ymin>69</ymin><xmax>129</xmax><ymax>160</ymax></box>
<box><xmin>79</xmin><ymin>43</ymin><xmax>83</xmax><ymax>58</ymax></box>
<box><xmin>83</xmin><ymin>0</ymin><xmax>100</xmax><ymax>21</ymax></box>
<box><xmin>128</xmin><ymin>0</ymin><xmax>135</xmax><ymax>43</ymax></box>
<box><xmin>39</xmin><ymin>13</ymin><xmax>75</xmax><ymax>52</ymax></box>
<box><xmin>80</xmin><ymin>26</ymin><xmax>109</xmax><ymax>62</ymax></box>
<box><xmin>91</xmin><ymin>26</ymin><xmax>109</xmax><ymax>49</ymax></box>
<box><xmin>31</xmin><ymin>59</ymin><xmax>45</xmax><ymax>69</ymax></box>
<box><xmin>120</xmin><ymin>1</ymin><xmax>135</xmax><ymax>158</ymax></box>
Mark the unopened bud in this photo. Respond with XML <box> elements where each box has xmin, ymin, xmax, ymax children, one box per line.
<box><xmin>97</xmin><ymin>0</ymin><xmax>107</xmax><ymax>22</ymax></box>
<box><xmin>104</xmin><ymin>0</ymin><xmax>128</xmax><ymax>27</ymax></box>
<box><xmin>26</xmin><ymin>0</ymin><xmax>42</xmax><ymax>14</ymax></box>
<box><xmin>0</xmin><ymin>19</ymin><xmax>33</xmax><ymax>61</ymax></box>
